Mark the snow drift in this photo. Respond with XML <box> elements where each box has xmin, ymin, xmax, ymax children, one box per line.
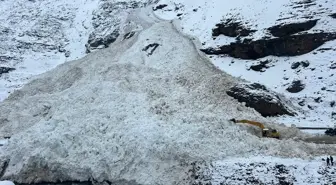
<box><xmin>0</xmin><ymin>8</ymin><xmax>334</xmax><ymax>185</ymax></box>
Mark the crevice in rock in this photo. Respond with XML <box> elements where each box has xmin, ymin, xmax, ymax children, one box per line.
<box><xmin>201</xmin><ymin>32</ymin><xmax>336</xmax><ymax>59</ymax></box>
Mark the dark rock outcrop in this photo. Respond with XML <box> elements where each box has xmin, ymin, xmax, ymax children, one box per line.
<box><xmin>123</xmin><ymin>32</ymin><xmax>135</xmax><ymax>40</ymax></box>
<box><xmin>201</xmin><ymin>33</ymin><xmax>336</xmax><ymax>59</ymax></box>
<box><xmin>325</xmin><ymin>128</ymin><xmax>336</xmax><ymax>136</ymax></box>
<box><xmin>286</xmin><ymin>80</ymin><xmax>305</xmax><ymax>93</ymax></box>
<box><xmin>142</xmin><ymin>43</ymin><xmax>159</xmax><ymax>56</ymax></box>
<box><xmin>330</xmin><ymin>13</ymin><xmax>336</xmax><ymax>19</ymax></box>
<box><xmin>227</xmin><ymin>83</ymin><xmax>295</xmax><ymax>117</ymax></box>
<box><xmin>153</xmin><ymin>4</ymin><xmax>167</xmax><ymax>11</ymax></box>
<box><xmin>212</xmin><ymin>20</ymin><xmax>256</xmax><ymax>37</ymax></box>
<box><xmin>268</xmin><ymin>20</ymin><xmax>318</xmax><ymax>37</ymax></box>
<box><xmin>0</xmin><ymin>67</ymin><xmax>15</xmax><ymax>76</ymax></box>
<box><xmin>86</xmin><ymin>30</ymin><xmax>120</xmax><ymax>53</ymax></box>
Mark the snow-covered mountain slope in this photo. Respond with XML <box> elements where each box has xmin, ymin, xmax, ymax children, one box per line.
<box><xmin>0</xmin><ymin>8</ymin><xmax>334</xmax><ymax>185</ymax></box>
<box><xmin>0</xmin><ymin>0</ymin><xmax>156</xmax><ymax>101</ymax></box>
<box><xmin>0</xmin><ymin>0</ymin><xmax>99</xmax><ymax>101</ymax></box>
<box><xmin>153</xmin><ymin>0</ymin><xmax>336</xmax><ymax>128</ymax></box>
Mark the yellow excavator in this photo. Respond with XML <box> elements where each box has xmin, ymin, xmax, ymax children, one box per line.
<box><xmin>230</xmin><ymin>119</ymin><xmax>280</xmax><ymax>139</ymax></box>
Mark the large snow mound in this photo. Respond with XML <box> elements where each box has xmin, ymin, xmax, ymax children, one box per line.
<box><xmin>0</xmin><ymin>8</ymin><xmax>334</xmax><ymax>185</ymax></box>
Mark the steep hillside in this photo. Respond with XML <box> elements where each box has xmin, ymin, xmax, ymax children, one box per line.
<box><xmin>0</xmin><ymin>8</ymin><xmax>334</xmax><ymax>185</ymax></box>
<box><xmin>153</xmin><ymin>0</ymin><xmax>336</xmax><ymax>128</ymax></box>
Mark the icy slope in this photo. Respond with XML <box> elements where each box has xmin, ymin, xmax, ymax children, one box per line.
<box><xmin>153</xmin><ymin>0</ymin><xmax>336</xmax><ymax>128</ymax></box>
<box><xmin>0</xmin><ymin>9</ymin><xmax>334</xmax><ymax>185</ymax></box>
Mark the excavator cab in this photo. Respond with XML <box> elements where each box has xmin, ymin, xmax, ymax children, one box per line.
<box><xmin>262</xmin><ymin>128</ymin><xmax>280</xmax><ymax>139</ymax></box>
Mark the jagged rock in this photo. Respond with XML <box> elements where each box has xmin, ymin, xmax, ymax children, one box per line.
<box><xmin>286</xmin><ymin>80</ymin><xmax>305</xmax><ymax>93</ymax></box>
<box><xmin>268</xmin><ymin>20</ymin><xmax>318</xmax><ymax>37</ymax></box>
<box><xmin>330</xmin><ymin>101</ymin><xmax>335</xmax><ymax>107</ymax></box>
<box><xmin>249</xmin><ymin>60</ymin><xmax>272</xmax><ymax>72</ymax></box>
<box><xmin>153</xmin><ymin>4</ymin><xmax>167</xmax><ymax>11</ymax></box>
<box><xmin>201</xmin><ymin>32</ymin><xmax>336</xmax><ymax>59</ymax></box>
<box><xmin>212</xmin><ymin>20</ymin><xmax>256</xmax><ymax>37</ymax></box>
<box><xmin>86</xmin><ymin>30</ymin><xmax>120</xmax><ymax>53</ymax></box>
<box><xmin>226</xmin><ymin>83</ymin><xmax>295</xmax><ymax>117</ymax></box>
<box><xmin>0</xmin><ymin>67</ymin><xmax>15</xmax><ymax>76</ymax></box>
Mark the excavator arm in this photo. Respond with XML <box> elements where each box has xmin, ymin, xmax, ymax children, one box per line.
<box><xmin>229</xmin><ymin>118</ymin><xmax>280</xmax><ymax>139</ymax></box>
<box><xmin>230</xmin><ymin>119</ymin><xmax>265</xmax><ymax>129</ymax></box>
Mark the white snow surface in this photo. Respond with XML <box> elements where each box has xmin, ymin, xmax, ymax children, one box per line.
<box><xmin>153</xmin><ymin>0</ymin><xmax>336</xmax><ymax>128</ymax></box>
<box><xmin>0</xmin><ymin>8</ymin><xmax>335</xmax><ymax>184</ymax></box>
<box><xmin>0</xmin><ymin>181</ymin><xmax>14</xmax><ymax>185</ymax></box>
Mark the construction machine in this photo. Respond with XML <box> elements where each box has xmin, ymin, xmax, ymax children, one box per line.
<box><xmin>230</xmin><ymin>119</ymin><xmax>280</xmax><ymax>139</ymax></box>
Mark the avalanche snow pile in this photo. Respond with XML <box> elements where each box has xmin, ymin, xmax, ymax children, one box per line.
<box><xmin>0</xmin><ymin>8</ymin><xmax>334</xmax><ymax>185</ymax></box>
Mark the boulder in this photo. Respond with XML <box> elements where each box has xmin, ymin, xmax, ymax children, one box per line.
<box><xmin>249</xmin><ymin>60</ymin><xmax>272</xmax><ymax>72</ymax></box>
<box><xmin>286</xmin><ymin>80</ymin><xmax>305</xmax><ymax>93</ymax></box>
<box><xmin>268</xmin><ymin>20</ymin><xmax>318</xmax><ymax>37</ymax></box>
<box><xmin>201</xmin><ymin>32</ymin><xmax>336</xmax><ymax>59</ymax></box>
<box><xmin>291</xmin><ymin>62</ymin><xmax>301</xmax><ymax>69</ymax></box>
<box><xmin>226</xmin><ymin>83</ymin><xmax>295</xmax><ymax>117</ymax></box>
